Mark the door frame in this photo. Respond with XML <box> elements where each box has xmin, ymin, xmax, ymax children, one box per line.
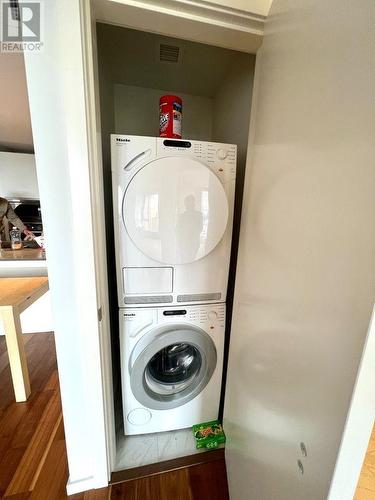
<box><xmin>80</xmin><ymin>0</ymin><xmax>117</xmax><ymax>481</ymax></box>
<box><xmin>86</xmin><ymin>0</ymin><xmax>264</xmax><ymax>481</ymax></box>
<box><xmin>23</xmin><ymin>0</ymin><xmax>113</xmax><ymax>494</ymax></box>
<box><xmin>22</xmin><ymin>0</ymin><xmax>264</xmax><ymax>494</ymax></box>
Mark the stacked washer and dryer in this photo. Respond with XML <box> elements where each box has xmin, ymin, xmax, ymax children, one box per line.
<box><xmin>111</xmin><ymin>135</ymin><xmax>236</xmax><ymax>435</ymax></box>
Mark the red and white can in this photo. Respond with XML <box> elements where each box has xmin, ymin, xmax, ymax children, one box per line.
<box><xmin>159</xmin><ymin>95</ymin><xmax>182</xmax><ymax>139</ymax></box>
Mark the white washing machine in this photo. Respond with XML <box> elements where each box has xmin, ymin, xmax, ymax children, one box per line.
<box><xmin>120</xmin><ymin>303</ymin><xmax>225</xmax><ymax>435</ymax></box>
<box><xmin>111</xmin><ymin>135</ymin><xmax>236</xmax><ymax>307</ymax></box>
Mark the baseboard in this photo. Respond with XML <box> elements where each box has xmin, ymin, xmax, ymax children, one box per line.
<box><xmin>66</xmin><ymin>475</ymin><xmax>102</xmax><ymax>496</ymax></box>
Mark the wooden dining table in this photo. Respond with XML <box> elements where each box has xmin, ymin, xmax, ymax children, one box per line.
<box><xmin>0</xmin><ymin>277</ymin><xmax>49</xmax><ymax>402</ymax></box>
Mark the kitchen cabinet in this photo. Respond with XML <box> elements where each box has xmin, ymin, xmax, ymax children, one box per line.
<box><xmin>23</xmin><ymin>0</ymin><xmax>375</xmax><ymax>498</ymax></box>
<box><xmin>0</xmin><ymin>152</ymin><xmax>39</xmax><ymax>200</ymax></box>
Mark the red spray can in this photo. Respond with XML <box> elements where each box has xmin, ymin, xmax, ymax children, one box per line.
<box><xmin>159</xmin><ymin>95</ymin><xmax>182</xmax><ymax>139</ymax></box>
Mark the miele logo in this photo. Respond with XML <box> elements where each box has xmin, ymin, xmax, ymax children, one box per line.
<box><xmin>116</xmin><ymin>138</ymin><xmax>130</xmax><ymax>142</ymax></box>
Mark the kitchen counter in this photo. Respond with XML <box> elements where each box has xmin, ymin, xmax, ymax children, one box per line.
<box><xmin>0</xmin><ymin>248</ymin><xmax>47</xmax><ymax>277</ymax></box>
<box><xmin>0</xmin><ymin>248</ymin><xmax>46</xmax><ymax>261</ymax></box>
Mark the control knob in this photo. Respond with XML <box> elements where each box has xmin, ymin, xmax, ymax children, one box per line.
<box><xmin>208</xmin><ymin>311</ymin><xmax>218</xmax><ymax>320</ymax></box>
<box><xmin>217</xmin><ymin>148</ymin><xmax>228</xmax><ymax>160</ymax></box>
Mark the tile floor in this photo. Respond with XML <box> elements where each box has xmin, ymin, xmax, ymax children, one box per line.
<box><xmin>115</xmin><ymin>427</ymin><xmax>210</xmax><ymax>471</ymax></box>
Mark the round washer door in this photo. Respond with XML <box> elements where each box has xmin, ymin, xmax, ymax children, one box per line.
<box><xmin>130</xmin><ymin>325</ymin><xmax>217</xmax><ymax>410</ymax></box>
<box><xmin>123</xmin><ymin>156</ymin><xmax>229</xmax><ymax>265</ymax></box>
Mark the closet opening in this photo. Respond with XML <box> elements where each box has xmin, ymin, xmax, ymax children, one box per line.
<box><xmin>95</xmin><ymin>22</ymin><xmax>256</xmax><ymax>475</ymax></box>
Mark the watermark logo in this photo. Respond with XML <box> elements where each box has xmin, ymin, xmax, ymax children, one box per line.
<box><xmin>1</xmin><ymin>1</ymin><xmax>43</xmax><ymax>52</ymax></box>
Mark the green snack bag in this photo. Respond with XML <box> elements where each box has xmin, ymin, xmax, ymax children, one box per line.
<box><xmin>193</xmin><ymin>420</ymin><xmax>226</xmax><ymax>450</ymax></box>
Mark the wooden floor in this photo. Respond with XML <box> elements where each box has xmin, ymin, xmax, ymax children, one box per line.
<box><xmin>0</xmin><ymin>333</ymin><xmax>229</xmax><ymax>500</ymax></box>
<box><xmin>354</xmin><ymin>424</ymin><xmax>375</xmax><ymax>500</ymax></box>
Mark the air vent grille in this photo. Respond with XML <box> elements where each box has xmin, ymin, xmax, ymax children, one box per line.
<box><xmin>177</xmin><ymin>293</ymin><xmax>221</xmax><ymax>303</ymax></box>
<box><xmin>159</xmin><ymin>44</ymin><xmax>180</xmax><ymax>63</ymax></box>
<box><xmin>124</xmin><ymin>295</ymin><xmax>173</xmax><ymax>304</ymax></box>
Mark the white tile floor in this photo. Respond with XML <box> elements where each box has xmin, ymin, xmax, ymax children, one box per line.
<box><xmin>114</xmin><ymin>427</ymin><xmax>208</xmax><ymax>471</ymax></box>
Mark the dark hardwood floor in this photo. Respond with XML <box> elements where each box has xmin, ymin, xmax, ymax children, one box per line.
<box><xmin>354</xmin><ymin>424</ymin><xmax>375</xmax><ymax>500</ymax></box>
<box><xmin>0</xmin><ymin>333</ymin><xmax>230</xmax><ymax>500</ymax></box>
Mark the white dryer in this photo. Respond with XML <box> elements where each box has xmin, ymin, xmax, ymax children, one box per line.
<box><xmin>120</xmin><ymin>303</ymin><xmax>225</xmax><ymax>435</ymax></box>
<box><xmin>111</xmin><ymin>135</ymin><xmax>236</xmax><ymax>307</ymax></box>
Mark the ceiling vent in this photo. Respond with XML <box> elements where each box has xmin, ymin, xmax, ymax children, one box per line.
<box><xmin>159</xmin><ymin>43</ymin><xmax>182</xmax><ymax>64</ymax></box>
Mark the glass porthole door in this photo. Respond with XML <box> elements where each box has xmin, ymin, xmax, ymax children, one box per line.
<box><xmin>145</xmin><ymin>343</ymin><xmax>202</xmax><ymax>396</ymax></box>
<box><xmin>130</xmin><ymin>325</ymin><xmax>217</xmax><ymax>410</ymax></box>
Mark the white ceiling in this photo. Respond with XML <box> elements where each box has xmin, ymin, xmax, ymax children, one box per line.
<box><xmin>0</xmin><ymin>53</ymin><xmax>33</xmax><ymax>153</ymax></box>
<box><xmin>97</xmin><ymin>23</ymin><xmax>251</xmax><ymax>97</ymax></box>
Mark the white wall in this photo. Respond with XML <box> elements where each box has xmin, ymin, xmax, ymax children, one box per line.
<box><xmin>213</xmin><ymin>53</ymin><xmax>255</xmax><ymax>181</ymax></box>
<box><xmin>97</xmin><ymin>27</ymin><xmax>115</xmax><ymax>173</ymax></box>
<box><xmin>224</xmin><ymin>0</ymin><xmax>375</xmax><ymax>499</ymax></box>
<box><xmin>0</xmin><ymin>152</ymin><xmax>39</xmax><ymax>199</ymax></box>
<box><xmin>212</xmin><ymin>53</ymin><xmax>255</xmax><ymax>384</ymax></box>
<box><xmin>114</xmin><ymin>84</ymin><xmax>213</xmax><ymax>141</ymax></box>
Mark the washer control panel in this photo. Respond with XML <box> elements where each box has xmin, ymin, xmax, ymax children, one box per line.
<box><xmin>122</xmin><ymin>304</ymin><xmax>226</xmax><ymax>340</ymax></box>
<box><xmin>158</xmin><ymin>303</ymin><xmax>225</xmax><ymax>328</ymax></box>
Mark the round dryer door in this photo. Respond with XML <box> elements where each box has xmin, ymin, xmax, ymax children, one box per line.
<box><xmin>123</xmin><ymin>156</ymin><xmax>229</xmax><ymax>265</ymax></box>
<box><xmin>130</xmin><ymin>325</ymin><xmax>217</xmax><ymax>410</ymax></box>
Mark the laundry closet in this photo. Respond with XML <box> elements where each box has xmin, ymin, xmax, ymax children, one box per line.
<box><xmin>95</xmin><ymin>22</ymin><xmax>255</xmax><ymax>474</ymax></box>
<box><xmin>23</xmin><ymin>1</ymin><xmax>375</xmax><ymax>498</ymax></box>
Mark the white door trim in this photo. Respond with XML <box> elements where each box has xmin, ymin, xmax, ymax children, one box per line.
<box><xmin>24</xmin><ymin>0</ymin><xmax>112</xmax><ymax>494</ymax></box>
<box><xmin>80</xmin><ymin>0</ymin><xmax>117</xmax><ymax>477</ymax></box>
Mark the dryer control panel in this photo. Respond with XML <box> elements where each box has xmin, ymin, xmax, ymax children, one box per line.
<box><xmin>157</xmin><ymin>138</ymin><xmax>237</xmax><ymax>183</ymax></box>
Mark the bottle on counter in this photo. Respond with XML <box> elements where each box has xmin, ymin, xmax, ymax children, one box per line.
<box><xmin>10</xmin><ymin>227</ymin><xmax>23</xmax><ymax>250</ymax></box>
